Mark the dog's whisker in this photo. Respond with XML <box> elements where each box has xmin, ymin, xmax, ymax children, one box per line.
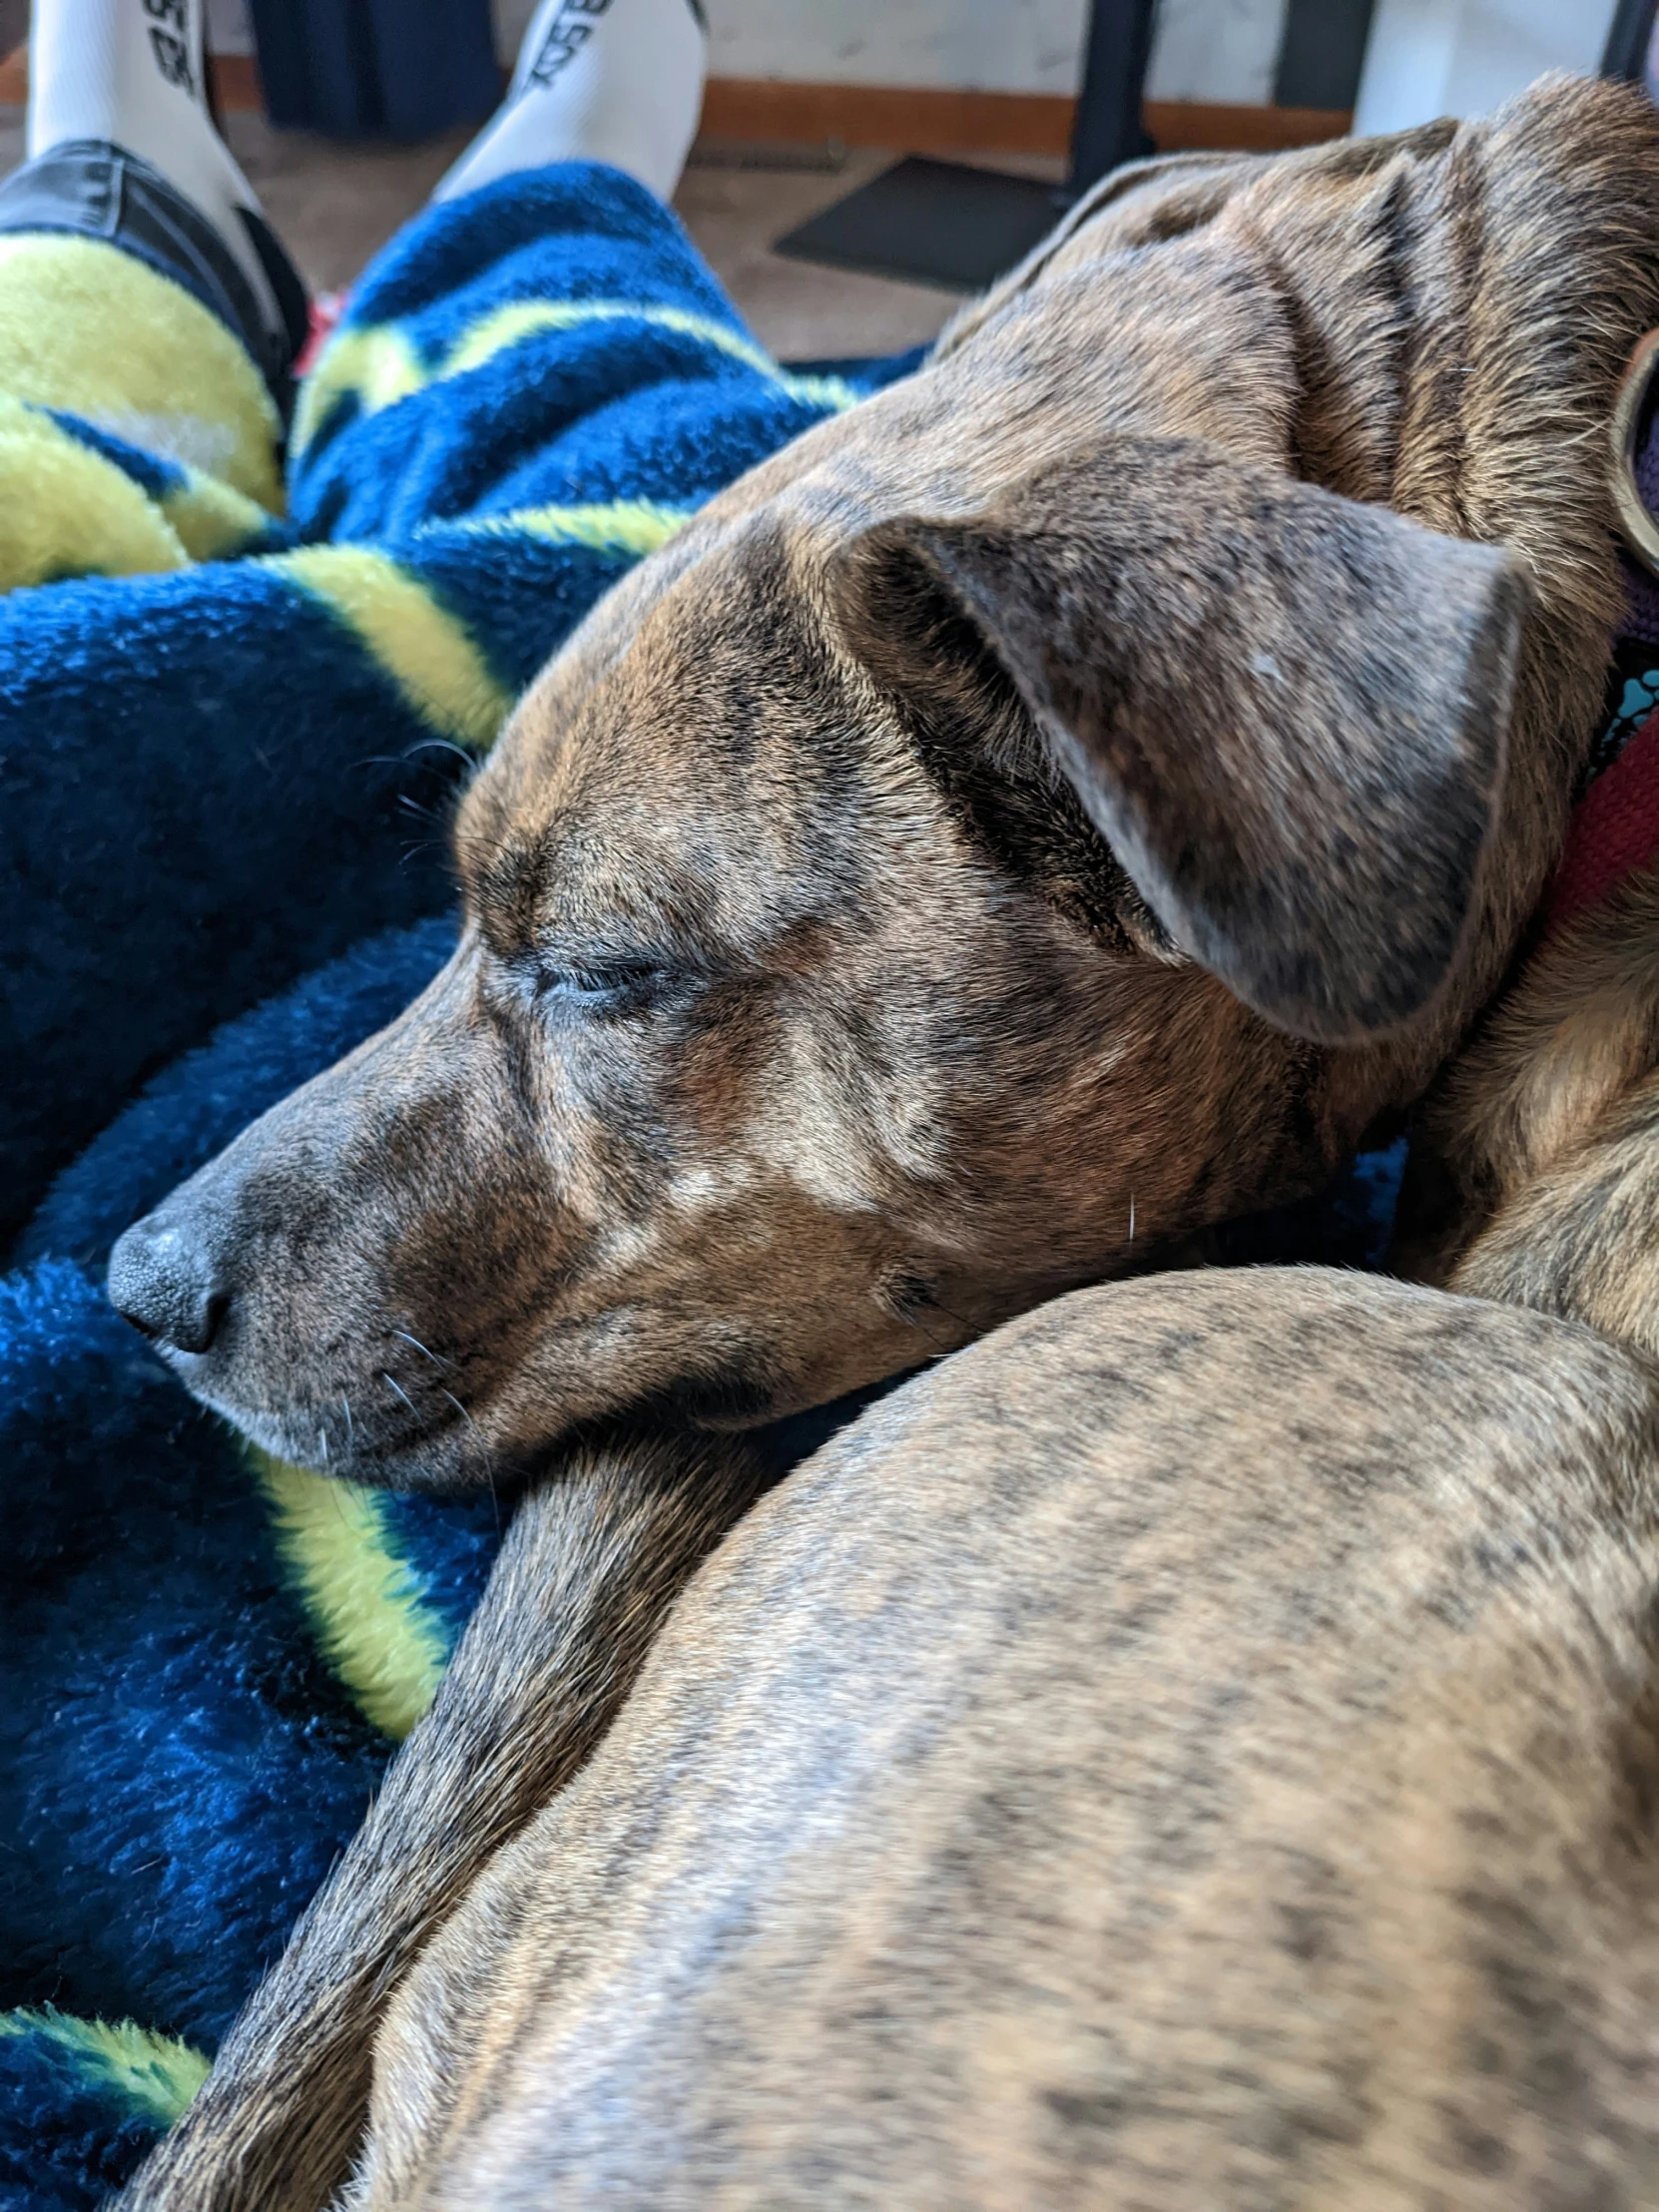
<box><xmin>897</xmin><ymin>1300</ymin><xmax>960</xmax><ymax>1355</ymax></box>
<box><xmin>928</xmin><ymin>1295</ymin><xmax>974</xmax><ymax>1338</ymax></box>
<box><xmin>439</xmin><ymin>1388</ymin><xmax>497</xmax><ymax>1491</ymax></box>
<box><xmin>391</xmin><ymin>1328</ymin><xmax>455</xmax><ymax>1373</ymax></box>
<box><xmin>438</xmin><ymin>1386</ymin><xmax>483</xmax><ymax>1443</ymax></box>
<box><xmin>381</xmin><ymin>1372</ymin><xmax>421</xmax><ymax>1420</ymax></box>
<box><xmin>406</xmin><ymin>736</ymin><xmax>479</xmax><ymax>770</ymax></box>
<box><xmin>898</xmin><ymin>1305</ymin><xmax>945</xmax><ymax>1346</ymax></box>
<box><xmin>449</xmin><ymin>825</ymin><xmax>529</xmax><ymax>872</ymax></box>
<box><xmin>340</xmin><ymin>1394</ymin><xmax>355</xmax><ymax>1447</ymax></box>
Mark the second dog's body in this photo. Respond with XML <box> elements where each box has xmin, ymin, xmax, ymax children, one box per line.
<box><xmin>347</xmin><ymin>869</ymin><xmax>1659</xmax><ymax>2208</ymax></box>
<box><xmin>346</xmin><ymin>1267</ymin><xmax>1659</xmax><ymax>2210</ymax></box>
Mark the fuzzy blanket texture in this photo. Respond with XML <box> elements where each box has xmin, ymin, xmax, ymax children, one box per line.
<box><xmin>0</xmin><ymin>162</ymin><xmax>1395</xmax><ymax>2207</ymax></box>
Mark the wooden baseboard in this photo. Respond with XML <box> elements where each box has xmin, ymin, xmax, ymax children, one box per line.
<box><xmin>0</xmin><ymin>47</ymin><xmax>262</xmax><ymax>107</ymax></box>
<box><xmin>699</xmin><ymin>78</ymin><xmax>1350</xmax><ymax>158</ymax></box>
<box><xmin>209</xmin><ymin>52</ymin><xmax>264</xmax><ymax>113</ymax></box>
<box><xmin>0</xmin><ymin>50</ymin><xmax>1350</xmax><ymax>161</ymax></box>
<box><xmin>1145</xmin><ymin>96</ymin><xmax>1350</xmax><ymax>153</ymax></box>
<box><xmin>701</xmin><ymin>80</ymin><xmax>1076</xmax><ymax>158</ymax></box>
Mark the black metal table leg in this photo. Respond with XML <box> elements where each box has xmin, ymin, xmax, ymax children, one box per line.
<box><xmin>1603</xmin><ymin>0</ymin><xmax>1659</xmax><ymax>82</ymax></box>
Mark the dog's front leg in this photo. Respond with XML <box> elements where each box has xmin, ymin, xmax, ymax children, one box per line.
<box><xmin>118</xmin><ymin>1430</ymin><xmax>771</xmax><ymax>2212</ymax></box>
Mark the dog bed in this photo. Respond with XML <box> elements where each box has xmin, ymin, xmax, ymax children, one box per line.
<box><xmin>0</xmin><ymin>161</ymin><xmax>1394</xmax><ymax>2208</ymax></box>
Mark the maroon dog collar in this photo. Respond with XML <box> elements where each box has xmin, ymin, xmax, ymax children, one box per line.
<box><xmin>1542</xmin><ymin>327</ymin><xmax>1659</xmax><ymax>931</ymax></box>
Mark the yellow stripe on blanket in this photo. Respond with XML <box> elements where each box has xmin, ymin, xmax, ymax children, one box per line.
<box><xmin>292</xmin><ymin>299</ymin><xmax>860</xmax><ymax>455</ymax></box>
<box><xmin>250</xmin><ymin>1445</ymin><xmax>451</xmax><ymax>1741</ymax></box>
<box><xmin>427</xmin><ymin>495</ymin><xmax>690</xmax><ymax>556</ymax></box>
<box><xmin>161</xmin><ymin>467</ymin><xmax>277</xmax><ymax>563</ymax></box>
<box><xmin>0</xmin><ymin>413</ymin><xmax>279</xmax><ymax>591</ymax></box>
<box><xmin>440</xmin><ymin>299</ymin><xmax>862</xmax><ymax>412</ymax></box>
<box><xmin>0</xmin><ymin>2007</ymin><xmax>211</xmax><ymax>2127</ymax></box>
<box><xmin>0</xmin><ymin>235</ymin><xmax>283</xmax><ymax>512</ymax></box>
<box><xmin>266</xmin><ymin>543</ymin><xmax>515</xmax><ymax>751</ymax></box>
<box><xmin>288</xmin><ymin>321</ymin><xmax>425</xmax><ymax>453</ymax></box>
<box><xmin>0</xmin><ymin>394</ymin><xmax>190</xmax><ymax>589</ymax></box>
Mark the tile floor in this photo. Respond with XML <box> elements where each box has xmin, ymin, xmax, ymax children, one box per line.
<box><xmin>0</xmin><ymin>104</ymin><xmax>1027</xmax><ymax>360</ymax></box>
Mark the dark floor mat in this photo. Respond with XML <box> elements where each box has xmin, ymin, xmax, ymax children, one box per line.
<box><xmin>775</xmin><ymin>157</ymin><xmax>1066</xmax><ymax>294</ymax></box>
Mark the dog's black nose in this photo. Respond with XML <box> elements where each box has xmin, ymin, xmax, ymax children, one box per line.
<box><xmin>107</xmin><ymin>1216</ymin><xmax>227</xmax><ymax>1354</ymax></box>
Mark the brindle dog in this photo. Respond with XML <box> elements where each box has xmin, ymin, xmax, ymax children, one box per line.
<box><xmin>109</xmin><ymin>78</ymin><xmax>1657</xmax><ymax>1485</ymax></box>
<box><xmin>141</xmin><ymin>861</ymin><xmax>1659</xmax><ymax>2212</ymax></box>
<box><xmin>114</xmin><ymin>74</ymin><xmax>1659</xmax><ymax>2210</ymax></box>
<box><xmin>328</xmin><ymin>862</ymin><xmax>1659</xmax><ymax>2212</ymax></box>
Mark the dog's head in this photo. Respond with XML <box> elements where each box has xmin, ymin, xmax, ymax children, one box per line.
<box><xmin>108</xmin><ymin>436</ymin><xmax>1521</xmax><ymax>1486</ymax></box>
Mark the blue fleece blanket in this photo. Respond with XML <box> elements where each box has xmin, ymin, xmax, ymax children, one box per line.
<box><xmin>0</xmin><ymin>163</ymin><xmax>1394</xmax><ymax>2208</ymax></box>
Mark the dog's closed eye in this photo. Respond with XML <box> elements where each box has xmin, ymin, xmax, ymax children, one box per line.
<box><xmin>534</xmin><ymin>957</ymin><xmax>681</xmax><ymax>1015</ymax></box>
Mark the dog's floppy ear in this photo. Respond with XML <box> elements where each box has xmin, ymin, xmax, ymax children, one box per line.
<box><xmin>830</xmin><ymin>437</ymin><xmax>1524</xmax><ymax>1045</ymax></box>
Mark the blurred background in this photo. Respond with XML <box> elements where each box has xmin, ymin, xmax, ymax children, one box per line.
<box><xmin>0</xmin><ymin>0</ymin><xmax>1648</xmax><ymax>361</ymax></box>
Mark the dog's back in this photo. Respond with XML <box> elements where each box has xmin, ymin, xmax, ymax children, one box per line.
<box><xmin>349</xmin><ymin>1269</ymin><xmax>1659</xmax><ymax>2210</ymax></box>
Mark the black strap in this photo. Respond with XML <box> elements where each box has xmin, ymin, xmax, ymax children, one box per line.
<box><xmin>0</xmin><ymin>140</ymin><xmax>308</xmax><ymax>420</ymax></box>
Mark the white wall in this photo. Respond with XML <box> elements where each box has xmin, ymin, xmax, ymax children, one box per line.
<box><xmin>217</xmin><ymin>0</ymin><xmax>1297</xmax><ymax>108</ymax></box>
<box><xmin>493</xmin><ymin>0</ymin><xmax>1294</xmax><ymax>106</ymax></box>
<box><xmin>207</xmin><ymin>0</ymin><xmax>255</xmax><ymax>56</ymax></box>
<box><xmin>1145</xmin><ymin>0</ymin><xmax>1289</xmax><ymax>104</ymax></box>
<box><xmin>701</xmin><ymin>0</ymin><xmax>1086</xmax><ymax>96</ymax></box>
<box><xmin>1354</xmin><ymin>0</ymin><xmax>1618</xmax><ymax>132</ymax></box>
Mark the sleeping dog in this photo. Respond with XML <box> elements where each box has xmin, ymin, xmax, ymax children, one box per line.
<box><xmin>116</xmin><ymin>74</ymin><xmax>1659</xmax><ymax>2209</ymax></box>
<box><xmin>322</xmin><ymin>857</ymin><xmax>1659</xmax><ymax>2212</ymax></box>
<box><xmin>132</xmin><ymin>868</ymin><xmax>1659</xmax><ymax>2212</ymax></box>
<box><xmin>106</xmin><ymin>77</ymin><xmax>1655</xmax><ymax>1483</ymax></box>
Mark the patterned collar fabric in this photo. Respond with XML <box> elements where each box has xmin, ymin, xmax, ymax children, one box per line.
<box><xmin>1544</xmin><ymin>604</ymin><xmax>1659</xmax><ymax>931</ymax></box>
<box><xmin>1542</xmin><ymin>396</ymin><xmax>1659</xmax><ymax>933</ymax></box>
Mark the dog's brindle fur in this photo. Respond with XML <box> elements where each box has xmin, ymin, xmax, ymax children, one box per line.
<box><xmin>121</xmin><ymin>1432</ymin><xmax>776</xmax><ymax>2209</ymax></box>
<box><xmin>346</xmin><ymin>1274</ymin><xmax>1659</xmax><ymax>2211</ymax></box>
<box><xmin>111</xmin><ymin>77</ymin><xmax>1655</xmax><ymax>1490</ymax></box>
<box><xmin>130</xmin><ymin>923</ymin><xmax>1659</xmax><ymax>2207</ymax></box>
<box><xmin>331</xmin><ymin>867</ymin><xmax>1659</xmax><ymax>2211</ymax></box>
<box><xmin>1409</xmin><ymin>863</ymin><xmax>1659</xmax><ymax>1347</ymax></box>
<box><xmin>117</xmin><ymin>77</ymin><xmax>1659</xmax><ymax>2211</ymax></box>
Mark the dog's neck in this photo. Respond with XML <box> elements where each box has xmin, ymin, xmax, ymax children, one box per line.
<box><xmin>1413</xmin><ymin>465</ymin><xmax>1659</xmax><ymax>1343</ymax></box>
<box><xmin>1403</xmin><ymin>473</ymin><xmax>1659</xmax><ymax>1341</ymax></box>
